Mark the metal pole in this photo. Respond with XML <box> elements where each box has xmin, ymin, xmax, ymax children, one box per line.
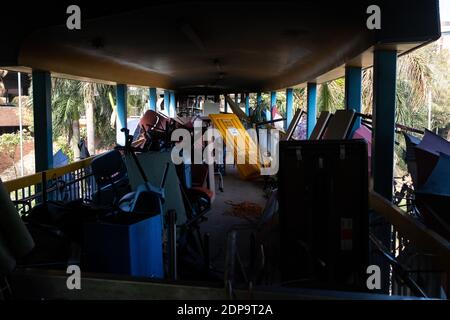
<box><xmin>427</xmin><ymin>89</ymin><xmax>432</xmax><ymax>130</ymax></box>
<box><xmin>18</xmin><ymin>72</ymin><xmax>24</xmax><ymax>176</ymax></box>
<box><xmin>167</xmin><ymin>210</ymin><xmax>177</xmax><ymax>281</ymax></box>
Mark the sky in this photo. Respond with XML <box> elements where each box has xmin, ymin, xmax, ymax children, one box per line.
<box><xmin>441</xmin><ymin>0</ymin><xmax>450</xmax><ymax>22</ymax></box>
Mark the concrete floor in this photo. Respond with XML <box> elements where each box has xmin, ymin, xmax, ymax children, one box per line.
<box><xmin>201</xmin><ymin>165</ymin><xmax>267</xmax><ymax>276</ymax></box>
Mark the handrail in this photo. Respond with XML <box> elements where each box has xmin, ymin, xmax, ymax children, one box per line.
<box><xmin>357</xmin><ymin>113</ymin><xmax>425</xmax><ymax>135</ymax></box>
<box><xmin>4</xmin><ymin>157</ymin><xmax>94</xmax><ymax>193</ymax></box>
<box><xmin>369</xmin><ymin>190</ymin><xmax>450</xmax><ymax>272</ymax></box>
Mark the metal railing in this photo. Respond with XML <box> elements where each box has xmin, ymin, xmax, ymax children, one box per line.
<box><xmin>369</xmin><ymin>191</ymin><xmax>450</xmax><ymax>298</ymax></box>
<box><xmin>3</xmin><ymin>157</ymin><xmax>96</xmax><ymax>214</ymax></box>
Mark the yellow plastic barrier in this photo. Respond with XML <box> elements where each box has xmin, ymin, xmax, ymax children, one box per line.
<box><xmin>209</xmin><ymin>114</ymin><xmax>260</xmax><ymax>179</ymax></box>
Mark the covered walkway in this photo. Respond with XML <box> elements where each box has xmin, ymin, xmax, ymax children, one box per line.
<box><xmin>0</xmin><ymin>1</ymin><xmax>448</xmax><ymax>300</ymax></box>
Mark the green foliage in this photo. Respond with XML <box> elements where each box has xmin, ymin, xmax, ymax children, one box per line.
<box><xmin>93</xmin><ymin>84</ymin><xmax>116</xmax><ymax>149</ymax></box>
<box><xmin>128</xmin><ymin>87</ymin><xmax>148</xmax><ymax>117</ymax></box>
<box><xmin>52</xmin><ymin>78</ymin><xmax>83</xmax><ymax>141</ymax></box>
<box><xmin>0</xmin><ymin>131</ymin><xmax>31</xmax><ymax>177</ymax></box>
<box><xmin>317</xmin><ymin>77</ymin><xmax>345</xmax><ymax>114</ymax></box>
<box><xmin>50</xmin><ymin>78</ymin><xmax>116</xmax><ymax>153</ymax></box>
<box><xmin>0</xmin><ymin>132</ymin><xmax>21</xmax><ymax>161</ymax></box>
<box><xmin>54</xmin><ymin>135</ymin><xmax>74</xmax><ymax>163</ymax></box>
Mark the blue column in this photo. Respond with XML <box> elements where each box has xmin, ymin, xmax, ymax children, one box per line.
<box><xmin>306</xmin><ymin>83</ymin><xmax>317</xmax><ymax>138</ymax></box>
<box><xmin>32</xmin><ymin>70</ymin><xmax>53</xmax><ymax>171</ymax></box>
<box><xmin>116</xmin><ymin>84</ymin><xmax>127</xmax><ymax>146</ymax></box>
<box><xmin>270</xmin><ymin>91</ymin><xmax>277</xmax><ymax>120</ymax></box>
<box><xmin>169</xmin><ymin>91</ymin><xmax>176</xmax><ymax>117</ymax></box>
<box><xmin>149</xmin><ymin>87</ymin><xmax>157</xmax><ymax>111</ymax></box>
<box><xmin>164</xmin><ymin>90</ymin><xmax>170</xmax><ymax>113</ymax></box>
<box><xmin>245</xmin><ymin>94</ymin><xmax>250</xmax><ymax>116</ymax></box>
<box><xmin>372</xmin><ymin>50</ymin><xmax>397</xmax><ymax>294</ymax></box>
<box><xmin>372</xmin><ymin>51</ymin><xmax>397</xmax><ymax>201</ymax></box>
<box><xmin>345</xmin><ymin>66</ymin><xmax>362</xmax><ymax>135</ymax></box>
<box><xmin>285</xmin><ymin>88</ymin><xmax>293</xmax><ymax>130</ymax></box>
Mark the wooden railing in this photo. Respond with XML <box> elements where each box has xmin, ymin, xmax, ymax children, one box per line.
<box><xmin>4</xmin><ymin>157</ymin><xmax>96</xmax><ymax>214</ymax></box>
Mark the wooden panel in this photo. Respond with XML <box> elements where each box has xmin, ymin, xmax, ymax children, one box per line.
<box><xmin>209</xmin><ymin>114</ymin><xmax>260</xmax><ymax>179</ymax></box>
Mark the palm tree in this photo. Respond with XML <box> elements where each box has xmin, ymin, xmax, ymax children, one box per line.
<box><xmin>0</xmin><ymin>70</ymin><xmax>8</xmax><ymax>104</ymax></box>
<box><xmin>82</xmin><ymin>82</ymin><xmax>96</xmax><ymax>155</ymax></box>
<box><xmin>317</xmin><ymin>77</ymin><xmax>345</xmax><ymax>114</ymax></box>
<box><xmin>52</xmin><ymin>79</ymin><xmax>115</xmax><ymax>160</ymax></box>
<box><xmin>52</xmin><ymin>78</ymin><xmax>84</xmax><ymax>160</ymax></box>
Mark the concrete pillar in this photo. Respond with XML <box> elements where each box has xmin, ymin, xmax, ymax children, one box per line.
<box><xmin>32</xmin><ymin>70</ymin><xmax>53</xmax><ymax>171</ymax></box>
<box><xmin>116</xmin><ymin>84</ymin><xmax>127</xmax><ymax>146</ymax></box>
<box><xmin>285</xmin><ymin>88</ymin><xmax>294</xmax><ymax>129</ymax></box>
<box><xmin>245</xmin><ymin>94</ymin><xmax>250</xmax><ymax>116</ymax></box>
<box><xmin>149</xmin><ymin>87</ymin><xmax>157</xmax><ymax>111</ymax></box>
<box><xmin>345</xmin><ymin>66</ymin><xmax>363</xmax><ymax>135</ymax></box>
<box><xmin>306</xmin><ymin>83</ymin><xmax>317</xmax><ymax>138</ymax></box>
<box><xmin>372</xmin><ymin>50</ymin><xmax>398</xmax><ymax>294</ymax></box>
<box><xmin>169</xmin><ymin>91</ymin><xmax>176</xmax><ymax>117</ymax></box>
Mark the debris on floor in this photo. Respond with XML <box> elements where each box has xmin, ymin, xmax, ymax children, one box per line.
<box><xmin>224</xmin><ymin>200</ymin><xmax>263</xmax><ymax>220</ymax></box>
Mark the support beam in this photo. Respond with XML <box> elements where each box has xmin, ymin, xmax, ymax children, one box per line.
<box><xmin>116</xmin><ymin>84</ymin><xmax>127</xmax><ymax>146</ymax></box>
<box><xmin>345</xmin><ymin>66</ymin><xmax>362</xmax><ymax>135</ymax></box>
<box><xmin>245</xmin><ymin>94</ymin><xmax>250</xmax><ymax>116</ymax></box>
<box><xmin>270</xmin><ymin>91</ymin><xmax>277</xmax><ymax>120</ymax></box>
<box><xmin>372</xmin><ymin>51</ymin><xmax>397</xmax><ymax>201</ymax></box>
<box><xmin>306</xmin><ymin>83</ymin><xmax>317</xmax><ymax>138</ymax></box>
<box><xmin>32</xmin><ymin>70</ymin><xmax>53</xmax><ymax>172</ymax></box>
<box><xmin>285</xmin><ymin>88</ymin><xmax>293</xmax><ymax>130</ymax></box>
<box><xmin>169</xmin><ymin>91</ymin><xmax>176</xmax><ymax>117</ymax></box>
<box><xmin>235</xmin><ymin>93</ymin><xmax>239</xmax><ymax>105</ymax></box>
<box><xmin>224</xmin><ymin>95</ymin><xmax>228</xmax><ymax>113</ymax></box>
<box><xmin>149</xmin><ymin>87</ymin><xmax>157</xmax><ymax>111</ymax></box>
<box><xmin>164</xmin><ymin>90</ymin><xmax>170</xmax><ymax>114</ymax></box>
<box><xmin>371</xmin><ymin>50</ymin><xmax>398</xmax><ymax>294</ymax></box>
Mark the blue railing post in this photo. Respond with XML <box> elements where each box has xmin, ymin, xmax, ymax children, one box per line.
<box><xmin>32</xmin><ymin>70</ymin><xmax>53</xmax><ymax>171</ymax></box>
<box><xmin>345</xmin><ymin>66</ymin><xmax>363</xmax><ymax>135</ymax></box>
<box><xmin>285</xmin><ymin>88</ymin><xmax>294</xmax><ymax>130</ymax></box>
<box><xmin>116</xmin><ymin>84</ymin><xmax>128</xmax><ymax>146</ymax></box>
<box><xmin>149</xmin><ymin>87</ymin><xmax>157</xmax><ymax>111</ymax></box>
<box><xmin>306</xmin><ymin>83</ymin><xmax>317</xmax><ymax>138</ymax></box>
